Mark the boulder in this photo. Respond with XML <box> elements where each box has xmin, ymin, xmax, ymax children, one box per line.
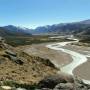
<box><xmin>54</xmin><ymin>83</ymin><xmax>74</xmax><ymax>90</ymax></box>
<box><xmin>5</xmin><ymin>50</ymin><xmax>23</xmax><ymax>65</ymax></box>
<box><xmin>8</xmin><ymin>55</ymin><xmax>23</xmax><ymax>65</ymax></box>
<box><xmin>5</xmin><ymin>50</ymin><xmax>17</xmax><ymax>57</ymax></box>
<box><xmin>38</xmin><ymin>73</ymin><xmax>74</xmax><ymax>89</ymax></box>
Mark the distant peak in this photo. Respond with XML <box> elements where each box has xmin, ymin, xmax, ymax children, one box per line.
<box><xmin>80</xmin><ymin>19</ymin><xmax>90</xmax><ymax>24</ymax></box>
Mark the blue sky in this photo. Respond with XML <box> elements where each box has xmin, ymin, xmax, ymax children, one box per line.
<box><xmin>0</xmin><ymin>0</ymin><xmax>90</xmax><ymax>28</ymax></box>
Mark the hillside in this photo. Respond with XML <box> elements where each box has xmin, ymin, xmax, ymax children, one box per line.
<box><xmin>29</xmin><ymin>19</ymin><xmax>90</xmax><ymax>36</ymax></box>
<box><xmin>0</xmin><ymin>26</ymin><xmax>32</xmax><ymax>37</ymax></box>
<box><xmin>0</xmin><ymin>37</ymin><xmax>58</xmax><ymax>89</ymax></box>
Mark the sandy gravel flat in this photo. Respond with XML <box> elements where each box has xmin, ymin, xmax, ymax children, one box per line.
<box><xmin>63</xmin><ymin>44</ymin><xmax>90</xmax><ymax>54</ymax></box>
<box><xmin>73</xmin><ymin>57</ymin><xmax>90</xmax><ymax>80</ymax></box>
<box><xmin>17</xmin><ymin>42</ymin><xmax>90</xmax><ymax>81</ymax></box>
<box><xmin>23</xmin><ymin>43</ymin><xmax>73</xmax><ymax>68</ymax></box>
<box><xmin>63</xmin><ymin>44</ymin><xmax>90</xmax><ymax>80</ymax></box>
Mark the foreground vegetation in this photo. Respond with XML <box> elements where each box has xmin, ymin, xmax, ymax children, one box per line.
<box><xmin>0</xmin><ymin>80</ymin><xmax>38</xmax><ymax>90</ymax></box>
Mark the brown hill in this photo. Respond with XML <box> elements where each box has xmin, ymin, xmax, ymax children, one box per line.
<box><xmin>0</xmin><ymin>37</ymin><xmax>57</xmax><ymax>85</ymax></box>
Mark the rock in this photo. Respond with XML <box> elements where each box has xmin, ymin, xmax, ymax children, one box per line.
<box><xmin>16</xmin><ymin>88</ymin><xmax>27</xmax><ymax>90</ymax></box>
<box><xmin>5</xmin><ymin>50</ymin><xmax>17</xmax><ymax>57</ymax></box>
<box><xmin>54</xmin><ymin>83</ymin><xmax>74</xmax><ymax>90</ymax></box>
<box><xmin>74</xmin><ymin>77</ymin><xmax>88</xmax><ymax>90</ymax></box>
<box><xmin>3</xmin><ymin>54</ymin><xmax>24</xmax><ymax>65</ymax></box>
<box><xmin>41</xmin><ymin>88</ymin><xmax>52</xmax><ymax>90</ymax></box>
<box><xmin>9</xmin><ymin>56</ymin><xmax>24</xmax><ymax>65</ymax></box>
<box><xmin>75</xmin><ymin>76</ymin><xmax>84</xmax><ymax>84</ymax></box>
<box><xmin>4</xmin><ymin>50</ymin><xmax>24</xmax><ymax>65</ymax></box>
<box><xmin>43</xmin><ymin>58</ymin><xmax>57</xmax><ymax>68</ymax></box>
<box><xmin>1</xmin><ymin>86</ymin><xmax>12</xmax><ymax>90</ymax></box>
<box><xmin>75</xmin><ymin>81</ymin><xmax>88</xmax><ymax>90</ymax></box>
<box><xmin>38</xmin><ymin>73</ymin><xmax>74</xmax><ymax>89</ymax></box>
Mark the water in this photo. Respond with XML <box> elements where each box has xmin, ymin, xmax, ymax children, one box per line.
<box><xmin>46</xmin><ymin>39</ymin><xmax>90</xmax><ymax>84</ymax></box>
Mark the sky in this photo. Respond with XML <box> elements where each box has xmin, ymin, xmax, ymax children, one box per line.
<box><xmin>0</xmin><ymin>0</ymin><xmax>90</xmax><ymax>28</ymax></box>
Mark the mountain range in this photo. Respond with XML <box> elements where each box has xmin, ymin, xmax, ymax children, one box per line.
<box><xmin>0</xmin><ymin>25</ymin><xmax>32</xmax><ymax>37</ymax></box>
<box><xmin>0</xmin><ymin>19</ymin><xmax>90</xmax><ymax>36</ymax></box>
<box><xmin>29</xmin><ymin>19</ymin><xmax>90</xmax><ymax>35</ymax></box>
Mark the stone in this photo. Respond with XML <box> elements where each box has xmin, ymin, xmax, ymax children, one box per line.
<box><xmin>16</xmin><ymin>88</ymin><xmax>27</xmax><ymax>90</ymax></box>
<box><xmin>54</xmin><ymin>83</ymin><xmax>74</xmax><ymax>90</ymax></box>
<box><xmin>1</xmin><ymin>86</ymin><xmax>12</xmax><ymax>90</ymax></box>
<box><xmin>38</xmin><ymin>73</ymin><xmax>74</xmax><ymax>89</ymax></box>
<box><xmin>5</xmin><ymin>50</ymin><xmax>17</xmax><ymax>57</ymax></box>
<box><xmin>41</xmin><ymin>88</ymin><xmax>52</xmax><ymax>90</ymax></box>
<box><xmin>9</xmin><ymin>56</ymin><xmax>24</xmax><ymax>65</ymax></box>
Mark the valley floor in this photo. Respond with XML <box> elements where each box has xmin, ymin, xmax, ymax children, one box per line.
<box><xmin>16</xmin><ymin>42</ymin><xmax>90</xmax><ymax>81</ymax></box>
<box><xmin>63</xmin><ymin>44</ymin><xmax>90</xmax><ymax>80</ymax></box>
<box><xmin>19</xmin><ymin>43</ymin><xmax>73</xmax><ymax>69</ymax></box>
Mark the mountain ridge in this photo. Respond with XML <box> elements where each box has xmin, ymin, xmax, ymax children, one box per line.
<box><xmin>0</xmin><ymin>25</ymin><xmax>32</xmax><ymax>37</ymax></box>
<box><xmin>1</xmin><ymin>19</ymin><xmax>90</xmax><ymax>36</ymax></box>
<box><xmin>31</xmin><ymin>19</ymin><xmax>90</xmax><ymax>35</ymax></box>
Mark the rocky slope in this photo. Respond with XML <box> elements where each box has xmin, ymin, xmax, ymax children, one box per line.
<box><xmin>38</xmin><ymin>73</ymin><xmax>90</xmax><ymax>90</ymax></box>
<box><xmin>0</xmin><ymin>37</ymin><xmax>57</xmax><ymax>87</ymax></box>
